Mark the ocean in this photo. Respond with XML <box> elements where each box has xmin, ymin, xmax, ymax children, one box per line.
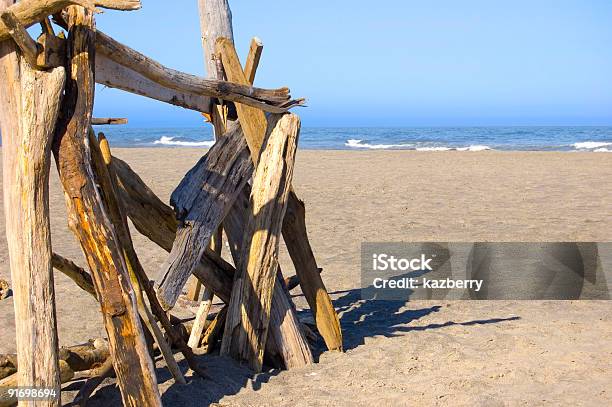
<box><xmin>4</xmin><ymin>126</ymin><xmax>612</xmax><ymax>152</ymax></box>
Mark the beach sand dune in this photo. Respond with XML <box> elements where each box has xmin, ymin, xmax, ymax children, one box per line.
<box><xmin>1</xmin><ymin>149</ymin><xmax>611</xmax><ymax>406</ymax></box>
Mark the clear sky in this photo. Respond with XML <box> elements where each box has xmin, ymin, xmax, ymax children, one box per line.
<box><xmin>92</xmin><ymin>0</ymin><xmax>612</xmax><ymax>127</ymax></box>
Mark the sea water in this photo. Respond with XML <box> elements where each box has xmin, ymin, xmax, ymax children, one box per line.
<box><xmin>8</xmin><ymin>126</ymin><xmax>610</xmax><ymax>152</ymax></box>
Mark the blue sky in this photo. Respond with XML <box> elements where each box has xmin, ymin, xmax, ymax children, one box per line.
<box><xmin>93</xmin><ymin>0</ymin><xmax>612</xmax><ymax>127</ymax></box>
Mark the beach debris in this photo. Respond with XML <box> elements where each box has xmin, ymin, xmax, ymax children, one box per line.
<box><xmin>0</xmin><ymin>279</ymin><xmax>9</xmax><ymax>300</ymax></box>
<box><xmin>0</xmin><ymin>0</ymin><xmax>342</xmax><ymax>404</ymax></box>
<box><xmin>91</xmin><ymin>117</ymin><xmax>127</xmax><ymax>125</ymax></box>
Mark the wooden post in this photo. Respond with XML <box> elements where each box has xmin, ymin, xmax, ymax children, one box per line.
<box><xmin>0</xmin><ymin>0</ymin><xmax>64</xmax><ymax>399</ymax></box>
<box><xmin>216</xmin><ymin>37</ymin><xmax>343</xmax><ymax>352</ymax></box>
<box><xmin>221</xmin><ymin>114</ymin><xmax>305</xmax><ymax>372</ymax></box>
<box><xmin>52</xmin><ymin>6</ymin><xmax>161</xmax><ymax>405</ymax></box>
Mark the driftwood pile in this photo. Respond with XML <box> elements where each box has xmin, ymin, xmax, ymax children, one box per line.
<box><xmin>0</xmin><ymin>0</ymin><xmax>342</xmax><ymax>405</ymax></box>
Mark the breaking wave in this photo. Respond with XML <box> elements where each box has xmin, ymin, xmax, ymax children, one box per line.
<box><xmin>153</xmin><ymin>136</ymin><xmax>214</xmax><ymax>147</ymax></box>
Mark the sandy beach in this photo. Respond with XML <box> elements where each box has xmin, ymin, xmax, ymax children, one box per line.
<box><xmin>1</xmin><ymin>149</ymin><xmax>611</xmax><ymax>406</ymax></box>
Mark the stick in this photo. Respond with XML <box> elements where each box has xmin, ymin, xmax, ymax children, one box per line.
<box><xmin>0</xmin><ymin>1</ymin><xmax>65</xmax><ymax>399</ymax></box>
<box><xmin>221</xmin><ymin>114</ymin><xmax>306</xmax><ymax>372</ymax></box>
<box><xmin>91</xmin><ymin>117</ymin><xmax>127</xmax><ymax>125</ymax></box>
<box><xmin>52</xmin><ymin>253</ymin><xmax>96</xmax><ymax>297</ymax></box>
<box><xmin>52</xmin><ymin>7</ymin><xmax>161</xmax><ymax>405</ymax></box>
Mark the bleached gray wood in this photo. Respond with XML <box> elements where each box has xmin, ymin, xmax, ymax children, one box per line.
<box><xmin>155</xmin><ymin>122</ymin><xmax>254</xmax><ymax>310</ymax></box>
<box><xmin>96</xmin><ymin>54</ymin><xmax>212</xmax><ymax>113</ymax></box>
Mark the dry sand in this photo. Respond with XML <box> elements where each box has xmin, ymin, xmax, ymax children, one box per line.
<box><xmin>1</xmin><ymin>149</ymin><xmax>611</xmax><ymax>406</ymax></box>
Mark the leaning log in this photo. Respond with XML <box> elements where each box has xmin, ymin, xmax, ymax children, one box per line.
<box><xmin>0</xmin><ymin>0</ymin><xmax>141</xmax><ymax>42</ymax></box>
<box><xmin>0</xmin><ymin>1</ymin><xmax>64</xmax><ymax>399</ymax></box>
<box><xmin>221</xmin><ymin>114</ymin><xmax>310</xmax><ymax>371</ymax></box>
<box><xmin>96</xmin><ymin>54</ymin><xmax>212</xmax><ymax>113</ymax></box>
<box><xmin>95</xmin><ymin>30</ymin><xmax>300</xmax><ymax>113</ymax></box>
<box><xmin>217</xmin><ymin>37</ymin><xmax>343</xmax><ymax>352</ymax></box>
<box><xmin>52</xmin><ymin>7</ymin><xmax>161</xmax><ymax>406</ymax></box>
<box><xmin>155</xmin><ymin>122</ymin><xmax>253</xmax><ymax>310</ymax></box>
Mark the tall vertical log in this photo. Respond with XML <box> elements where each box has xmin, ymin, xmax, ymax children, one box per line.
<box><xmin>216</xmin><ymin>37</ymin><xmax>343</xmax><ymax>352</ymax></box>
<box><xmin>198</xmin><ymin>0</ymin><xmax>233</xmax><ymax>135</ymax></box>
<box><xmin>0</xmin><ymin>0</ymin><xmax>64</xmax><ymax>399</ymax></box>
<box><xmin>221</xmin><ymin>114</ymin><xmax>304</xmax><ymax>372</ymax></box>
<box><xmin>52</xmin><ymin>6</ymin><xmax>161</xmax><ymax>406</ymax></box>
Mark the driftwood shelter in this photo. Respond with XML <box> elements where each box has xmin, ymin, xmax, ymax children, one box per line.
<box><xmin>0</xmin><ymin>0</ymin><xmax>342</xmax><ymax>405</ymax></box>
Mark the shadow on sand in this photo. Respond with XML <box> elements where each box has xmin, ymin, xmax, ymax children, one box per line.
<box><xmin>81</xmin><ymin>288</ymin><xmax>519</xmax><ymax>406</ymax></box>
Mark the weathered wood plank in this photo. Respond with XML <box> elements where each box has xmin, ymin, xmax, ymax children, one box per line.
<box><xmin>52</xmin><ymin>7</ymin><xmax>161</xmax><ymax>406</ymax></box>
<box><xmin>216</xmin><ymin>37</ymin><xmax>268</xmax><ymax>163</ymax></box>
<box><xmin>155</xmin><ymin>122</ymin><xmax>253</xmax><ymax>310</ymax></box>
<box><xmin>0</xmin><ymin>3</ymin><xmax>64</xmax><ymax>399</ymax></box>
<box><xmin>244</xmin><ymin>37</ymin><xmax>263</xmax><ymax>85</ymax></box>
<box><xmin>221</xmin><ymin>114</ymin><xmax>310</xmax><ymax>372</ymax></box>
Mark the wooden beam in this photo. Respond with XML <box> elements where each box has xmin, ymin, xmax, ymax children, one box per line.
<box><xmin>221</xmin><ymin>114</ymin><xmax>302</xmax><ymax>372</ymax></box>
<box><xmin>92</xmin><ymin>117</ymin><xmax>127</xmax><ymax>125</ymax></box>
<box><xmin>0</xmin><ymin>0</ymin><xmax>141</xmax><ymax>42</ymax></box>
<box><xmin>155</xmin><ymin>122</ymin><xmax>253</xmax><ymax>310</ymax></box>
<box><xmin>95</xmin><ymin>31</ymin><xmax>301</xmax><ymax>113</ymax></box>
<box><xmin>52</xmin><ymin>7</ymin><xmax>161</xmax><ymax>406</ymax></box>
<box><xmin>244</xmin><ymin>37</ymin><xmax>263</xmax><ymax>84</ymax></box>
<box><xmin>0</xmin><ymin>1</ymin><xmax>64</xmax><ymax>398</ymax></box>
<box><xmin>216</xmin><ymin>37</ymin><xmax>343</xmax><ymax>352</ymax></box>
<box><xmin>216</xmin><ymin>37</ymin><xmax>268</xmax><ymax>163</ymax></box>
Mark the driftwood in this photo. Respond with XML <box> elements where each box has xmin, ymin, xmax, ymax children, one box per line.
<box><xmin>0</xmin><ymin>1</ymin><xmax>65</xmax><ymax>398</ymax></box>
<box><xmin>0</xmin><ymin>340</ymin><xmax>110</xmax><ymax>407</ymax></box>
<box><xmin>96</xmin><ymin>54</ymin><xmax>212</xmax><ymax>113</ymax></box>
<box><xmin>198</xmin><ymin>0</ymin><xmax>234</xmax><ymax>134</ymax></box>
<box><xmin>221</xmin><ymin>114</ymin><xmax>308</xmax><ymax>371</ymax></box>
<box><xmin>155</xmin><ymin>122</ymin><xmax>253</xmax><ymax>310</ymax></box>
<box><xmin>216</xmin><ymin>37</ymin><xmax>343</xmax><ymax>352</ymax></box>
<box><xmin>52</xmin><ymin>252</ymin><xmax>96</xmax><ymax>297</ymax></box>
<box><xmin>0</xmin><ymin>361</ymin><xmax>74</xmax><ymax>407</ymax></box>
<box><xmin>91</xmin><ymin>117</ymin><xmax>127</xmax><ymax>125</ymax></box>
<box><xmin>94</xmin><ymin>134</ymin><xmax>186</xmax><ymax>385</ymax></box>
<box><xmin>0</xmin><ymin>0</ymin><xmax>141</xmax><ymax>42</ymax></box>
<box><xmin>97</xmin><ymin>134</ymin><xmax>207</xmax><ymax>380</ymax></box>
<box><xmin>110</xmin><ymin>147</ymin><xmax>312</xmax><ymax>368</ymax></box>
<box><xmin>52</xmin><ymin>7</ymin><xmax>161</xmax><ymax>406</ymax></box>
<box><xmin>284</xmin><ymin>268</ymin><xmax>323</xmax><ymax>291</ymax></box>
<box><xmin>95</xmin><ymin>30</ymin><xmax>300</xmax><ymax>114</ymax></box>
<box><xmin>110</xmin><ymin>154</ymin><xmax>237</xmax><ymax>302</ymax></box>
